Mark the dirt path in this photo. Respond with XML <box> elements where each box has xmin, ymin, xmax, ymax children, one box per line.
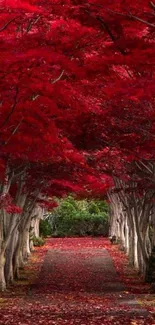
<box><xmin>0</xmin><ymin>238</ymin><xmax>154</xmax><ymax>324</ymax></box>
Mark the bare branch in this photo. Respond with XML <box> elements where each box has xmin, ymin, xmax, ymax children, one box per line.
<box><xmin>52</xmin><ymin>70</ymin><xmax>65</xmax><ymax>84</ymax></box>
<box><xmin>124</xmin><ymin>67</ymin><xmax>134</xmax><ymax>78</ymax></box>
<box><xmin>108</xmin><ymin>9</ymin><xmax>155</xmax><ymax>27</ymax></box>
<box><xmin>26</xmin><ymin>16</ymin><xmax>41</xmax><ymax>33</ymax></box>
<box><xmin>96</xmin><ymin>16</ymin><xmax>127</xmax><ymax>55</ymax></box>
<box><xmin>150</xmin><ymin>1</ymin><xmax>155</xmax><ymax>10</ymax></box>
<box><xmin>107</xmin><ymin>9</ymin><xmax>128</xmax><ymax>18</ymax></box>
<box><xmin>5</xmin><ymin>118</ymin><xmax>23</xmax><ymax>145</ymax></box>
<box><xmin>129</xmin><ymin>12</ymin><xmax>155</xmax><ymax>27</ymax></box>
<box><xmin>139</xmin><ymin>160</ymin><xmax>153</xmax><ymax>174</ymax></box>
<box><xmin>0</xmin><ymin>16</ymin><xmax>19</xmax><ymax>32</ymax></box>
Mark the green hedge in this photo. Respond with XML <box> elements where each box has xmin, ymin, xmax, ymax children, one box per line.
<box><xmin>39</xmin><ymin>219</ymin><xmax>52</xmax><ymax>237</ymax></box>
<box><xmin>49</xmin><ymin>196</ymin><xmax>109</xmax><ymax>237</ymax></box>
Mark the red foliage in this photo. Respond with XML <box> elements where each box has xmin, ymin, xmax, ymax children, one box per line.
<box><xmin>0</xmin><ymin>193</ymin><xmax>22</xmax><ymax>214</ymax></box>
<box><xmin>0</xmin><ymin>0</ymin><xmax>155</xmax><ymax>203</ymax></box>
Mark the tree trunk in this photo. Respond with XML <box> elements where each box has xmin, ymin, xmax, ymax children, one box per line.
<box><xmin>4</xmin><ymin>230</ymin><xmax>18</xmax><ymax>284</ymax></box>
<box><xmin>133</xmin><ymin>217</ymin><xmax>139</xmax><ymax>269</ymax></box>
<box><xmin>124</xmin><ymin>216</ymin><xmax>129</xmax><ymax>254</ymax></box>
<box><xmin>13</xmin><ymin>232</ymin><xmax>25</xmax><ymax>279</ymax></box>
<box><xmin>0</xmin><ymin>253</ymin><xmax>6</xmax><ymax>291</ymax></box>
<box><xmin>22</xmin><ymin>223</ymin><xmax>31</xmax><ymax>261</ymax></box>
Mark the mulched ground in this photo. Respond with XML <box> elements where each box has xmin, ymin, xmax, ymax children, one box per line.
<box><xmin>0</xmin><ymin>237</ymin><xmax>154</xmax><ymax>324</ymax></box>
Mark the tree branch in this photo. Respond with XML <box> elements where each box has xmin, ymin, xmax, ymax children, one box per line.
<box><xmin>96</xmin><ymin>16</ymin><xmax>127</xmax><ymax>55</ymax></box>
<box><xmin>52</xmin><ymin>70</ymin><xmax>65</xmax><ymax>84</ymax></box>
<box><xmin>108</xmin><ymin>9</ymin><xmax>155</xmax><ymax>28</ymax></box>
<box><xmin>139</xmin><ymin>160</ymin><xmax>153</xmax><ymax>175</ymax></box>
<box><xmin>1</xmin><ymin>86</ymin><xmax>19</xmax><ymax>128</ymax></box>
<box><xmin>4</xmin><ymin>118</ymin><xmax>23</xmax><ymax>145</ymax></box>
<box><xmin>150</xmin><ymin>1</ymin><xmax>155</xmax><ymax>10</ymax></box>
<box><xmin>129</xmin><ymin>12</ymin><xmax>155</xmax><ymax>28</ymax></box>
<box><xmin>26</xmin><ymin>16</ymin><xmax>41</xmax><ymax>33</ymax></box>
<box><xmin>0</xmin><ymin>16</ymin><xmax>19</xmax><ymax>32</ymax></box>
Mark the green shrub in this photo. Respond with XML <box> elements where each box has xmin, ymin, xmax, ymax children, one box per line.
<box><xmin>39</xmin><ymin>219</ymin><xmax>52</xmax><ymax>238</ymax></box>
<box><xmin>49</xmin><ymin>196</ymin><xmax>109</xmax><ymax>237</ymax></box>
<box><xmin>32</xmin><ymin>236</ymin><xmax>45</xmax><ymax>247</ymax></box>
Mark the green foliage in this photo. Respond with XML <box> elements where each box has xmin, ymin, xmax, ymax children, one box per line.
<box><xmin>49</xmin><ymin>196</ymin><xmax>109</xmax><ymax>237</ymax></box>
<box><xmin>88</xmin><ymin>202</ymin><xmax>100</xmax><ymax>215</ymax></box>
<box><xmin>32</xmin><ymin>236</ymin><xmax>45</xmax><ymax>247</ymax></box>
<box><xmin>39</xmin><ymin>219</ymin><xmax>52</xmax><ymax>238</ymax></box>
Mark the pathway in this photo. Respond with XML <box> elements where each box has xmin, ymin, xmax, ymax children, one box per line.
<box><xmin>0</xmin><ymin>238</ymin><xmax>154</xmax><ymax>324</ymax></box>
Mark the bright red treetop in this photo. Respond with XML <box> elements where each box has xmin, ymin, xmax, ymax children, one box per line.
<box><xmin>0</xmin><ymin>0</ymin><xmax>155</xmax><ymax>202</ymax></box>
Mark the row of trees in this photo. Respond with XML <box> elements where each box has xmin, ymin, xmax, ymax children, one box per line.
<box><xmin>109</xmin><ymin>172</ymin><xmax>155</xmax><ymax>280</ymax></box>
<box><xmin>0</xmin><ymin>0</ymin><xmax>155</xmax><ymax>289</ymax></box>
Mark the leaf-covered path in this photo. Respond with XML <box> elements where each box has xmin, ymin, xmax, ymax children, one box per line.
<box><xmin>36</xmin><ymin>247</ymin><xmax>125</xmax><ymax>293</ymax></box>
<box><xmin>0</xmin><ymin>238</ymin><xmax>154</xmax><ymax>324</ymax></box>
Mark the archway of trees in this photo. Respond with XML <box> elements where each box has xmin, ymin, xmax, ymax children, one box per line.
<box><xmin>0</xmin><ymin>0</ymin><xmax>155</xmax><ymax>291</ymax></box>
